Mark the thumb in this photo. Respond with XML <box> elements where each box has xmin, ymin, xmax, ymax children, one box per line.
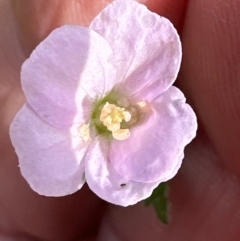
<box><xmin>1</xmin><ymin>1</ymin><xmax>108</xmax><ymax>240</ymax></box>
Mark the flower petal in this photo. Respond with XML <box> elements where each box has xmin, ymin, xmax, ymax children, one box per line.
<box><xmin>109</xmin><ymin>86</ymin><xmax>197</xmax><ymax>183</ymax></box>
<box><xmin>21</xmin><ymin>25</ymin><xmax>116</xmax><ymax>128</ymax></box>
<box><xmin>10</xmin><ymin>104</ymin><xmax>88</xmax><ymax>196</ymax></box>
<box><xmin>90</xmin><ymin>0</ymin><xmax>181</xmax><ymax>101</ymax></box>
<box><xmin>85</xmin><ymin>139</ymin><xmax>160</xmax><ymax>206</ymax></box>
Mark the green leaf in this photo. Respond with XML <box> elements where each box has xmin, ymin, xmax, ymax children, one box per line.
<box><xmin>145</xmin><ymin>182</ymin><xmax>170</xmax><ymax>224</ymax></box>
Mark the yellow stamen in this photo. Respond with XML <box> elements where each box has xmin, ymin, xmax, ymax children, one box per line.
<box><xmin>100</xmin><ymin>102</ymin><xmax>131</xmax><ymax>140</ymax></box>
<box><xmin>137</xmin><ymin>101</ymin><xmax>147</xmax><ymax>108</ymax></box>
<box><xmin>79</xmin><ymin>124</ymin><xmax>90</xmax><ymax>142</ymax></box>
<box><xmin>112</xmin><ymin>129</ymin><xmax>130</xmax><ymax>141</ymax></box>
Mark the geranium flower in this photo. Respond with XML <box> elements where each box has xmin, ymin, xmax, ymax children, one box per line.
<box><xmin>10</xmin><ymin>0</ymin><xmax>197</xmax><ymax>206</ymax></box>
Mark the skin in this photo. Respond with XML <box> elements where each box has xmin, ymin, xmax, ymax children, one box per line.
<box><xmin>0</xmin><ymin>0</ymin><xmax>240</xmax><ymax>240</ymax></box>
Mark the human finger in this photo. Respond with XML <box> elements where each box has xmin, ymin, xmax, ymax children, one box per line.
<box><xmin>178</xmin><ymin>0</ymin><xmax>240</xmax><ymax>176</ymax></box>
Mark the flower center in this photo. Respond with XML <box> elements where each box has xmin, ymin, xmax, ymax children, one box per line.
<box><xmin>90</xmin><ymin>90</ymin><xmax>148</xmax><ymax>141</ymax></box>
<box><xmin>100</xmin><ymin>102</ymin><xmax>131</xmax><ymax>140</ymax></box>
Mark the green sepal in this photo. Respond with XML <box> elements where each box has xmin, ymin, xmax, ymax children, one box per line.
<box><xmin>145</xmin><ymin>182</ymin><xmax>170</xmax><ymax>224</ymax></box>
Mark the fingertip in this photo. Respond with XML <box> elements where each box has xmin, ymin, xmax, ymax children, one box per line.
<box><xmin>12</xmin><ymin>0</ymin><xmax>188</xmax><ymax>56</ymax></box>
<box><xmin>179</xmin><ymin>0</ymin><xmax>240</xmax><ymax>177</ymax></box>
<box><xmin>97</xmin><ymin>203</ymin><xmax>163</xmax><ymax>241</ymax></box>
<box><xmin>142</xmin><ymin>0</ymin><xmax>189</xmax><ymax>33</ymax></box>
<box><xmin>11</xmin><ymin>0</ymin><xmax>112</xmax><ymax>54</ymax></box>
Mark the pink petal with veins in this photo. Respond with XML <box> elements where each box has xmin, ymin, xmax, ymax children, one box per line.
<box><xmin>85</xmin><ymin>138</ymin><xmax>160</xmax><ymax>206</ymax></box>
<box><xmin>109</xmin><ymin>86</ymin><xmax>197</xmax><ymax>183</ymax></box>
<box><xmin>10</xmin><ymin>104</ymin><xmax>88</xmax><ymax>196</ymax></box>
<box><xmin>21</xmin><ymin>25</ymin><xmax>116</xmax><ymax>128</ymax></box>
<box><xmin>90</xmin><ymin>0</ymin><xmax>181</xmax><ymax>101</ymax></box>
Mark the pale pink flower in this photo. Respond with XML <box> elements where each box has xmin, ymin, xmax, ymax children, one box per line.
<box><xmin>10</xmin><ymin>0</ymin><xmax>197</xmax><ymax>206</ymax></box>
